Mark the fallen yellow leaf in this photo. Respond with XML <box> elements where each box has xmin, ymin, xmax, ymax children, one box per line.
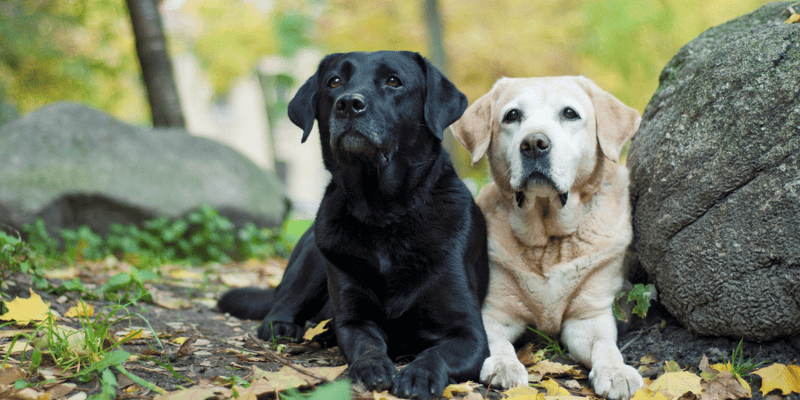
<box><xmin>786</xmin><ymin>13</ymin><xmax>800</xmax><ymax>24</ymax></box>
<box><xmin>540</xmin><ymin>378</ymin><xmax>571</xmax><ymax>396</ymax></box>
<box><xmin>664</xmin><ymin>360</ymin><xmax>682</xmax><ymax>373</ymax></box>
<box><xmin>0</xmin><ymin>329</ymin><xmax>35</xmax><ymax>339</ymax></box>
<box><xmin>0</xmin><ymin>338</ymin><xmax>34</xmax><ymax>354</ymax></box>
<box><xmin>172</xmin><ymin>337</ymin><xmax>189</xmax><ymax>345</ymax></box>
<box><xmin>528</xmin><ymin>359</ymin><xmax>577</xmax><ymax>377</ymax></box>
<box><xmin>64</xmin><ymin>301</ymin><xmax>94</xmax><ymax>318</ymax></box>
<box><xmin>504</xmin><ymin>385</ymin><xmax>544</xmax><ymax>400</ymax></box>
<box><xmin>117</xmin><ymin>329</ymin><xmax>145</xmax><ymax>341</ymax></box>
<box><xmin>249</xmin><ymin>364</ymin><xmax>347</xmax><ymax>391</ymax></box>
<box><xmin>640</xmin><ymin>354</ymin><xmax>658</xmax><ymax>366</ymax></box>
<box><xmin>373</xmin><ymin>390</ymin><xmax>405</xmax><ymax>400</ymax></box>
<box><xmin>0</xmin><ymin>289</ymin><xmax>51</xmax><ymax>324</ymax></box>
<box><xmin>302</xmin><ymin>319</ymin><xmax>330</xmax><ymax>342</ymax></box>
<box><xmin>752</xmin><ymin>363</ymin><xmax>800</xmax><ymax>396</ymax></box>
<box><xmin>168</xmin><ymin>269</ymin><xmax>204</xmax><ymax>281</ymax></box>
<box><xmin>649</xmin><ymin>370</ymin><xmax>703</xmax><ymax>398</ymax></box>
<box><xmin>154</xmin><ymin>384</ymin><xmax>232</xmax><ymax>400</ymax></box>
<box><xmin>631</xmin><ymin>388</ymin><xmax>670</xmax><ymax>400</ymax></box>
<box><xmin>442</xmin><ymin>382</ymin><xmax>474</xmax><ymax>398</ymax></box>
<box><xmin>44</xmin><ymin>267</ymin><xmax>79</xmax><ymax>280</ymax></box>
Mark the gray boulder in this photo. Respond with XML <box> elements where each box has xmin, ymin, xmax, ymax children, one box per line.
<box><xmin>0</xmin><ymin>102</ymin><xmax>288</xmax><ymax>237</ymax></box>
<box><xmin>627</xmin><ymin>2</ymin><xmax>800</xmax><ymax>341</ymax></box>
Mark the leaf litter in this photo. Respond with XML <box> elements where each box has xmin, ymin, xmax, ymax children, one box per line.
<box><xmin>2</xmin><ymin>258</ymin><xmax>800</xmax><ymax>400</ymax></box>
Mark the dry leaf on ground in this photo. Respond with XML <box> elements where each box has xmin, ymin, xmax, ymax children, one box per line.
<box><xmin>0</xmin><ymin>365</ymin><xmax>25</xmax><ymax>386</ymax></box>
<box><xmin>504</xmin><ymin>385</ymin><xmax>543</xmax><ymax>400</ymax></box>
<box><xmin>303</xmin><ymin>319</ymin><xmax>330</xmax><ymax>341</ymax></box>
<box><xmin>0</xmin><ymin>289</ymin><xmax>51</xmax><ymax>323</ymax></box>
<box><xmin>698</xmin><ymin>355</ymin><xmax>751</xmax><ymax>396</ymax></box>
<box><xmin>528</xmin><ymin>359</ymin><xmax>578</xmax><ymax>379</ymax></box>
<box><xmin>64</xmin><ymin>301</ymin><xmax>94</xmax><ymax>318</ymax></box>
<box><xmin>441</xmin><ymin>381</ymin><xmax>476</xmax><ymax>398</ymax></box>
<box><xmin>699</xmin><ymin>371</ymin><xmax>750</xmax><ymax>400</ymax></box>
<box><xmin>752</xmin><ymin>363</ymin><xmax>800</xmax><ymax>396</ymax></box>
<box><xmin>648</xmin><ymin>369</ymin><xmax>703</xmax><ymax>398</ymax></box>
<box><xmin>540</xmin><ymin>378</ymin><xmax>571</xmax><ymax>396</ymax></box>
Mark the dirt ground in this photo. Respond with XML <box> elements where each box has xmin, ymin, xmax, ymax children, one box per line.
<box><xmin>2</xmin><ymin>261</ymin><xmax>799</xmax><ymax>400</ymax></box>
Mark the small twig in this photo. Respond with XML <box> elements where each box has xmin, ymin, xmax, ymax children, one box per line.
<box><xmin>247</xmin><ymin>333</ymin><xmax>331</xmax><ymax>384</ymax></box>
<box><xmin>483</xmin><ymin>372</ymin><xmax>496</xmax><ymax>400</ymax></box>
<box><xmin>619</xmin><ymin>328</ymin><xmax>645</xmax><ymax>353</ymax></box>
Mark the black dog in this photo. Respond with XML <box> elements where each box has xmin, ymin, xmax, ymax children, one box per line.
<box><xmin>218</xmin><ymin>51</ymin><xmax>489</xmax><ymax>399</ymax></box>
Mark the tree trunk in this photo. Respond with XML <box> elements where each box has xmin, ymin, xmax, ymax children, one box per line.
<box><xmin>424</xmin><ymin>0</ymin><xmax>469</xmax><ymax>176</ymax></box>
<box><xmin>126</xmin><ymin>0</ymin><xmax>185</xmax><ymax>128</ymax></box>
<box><xmin>424</xmin><ymin>0</ymin><xmax>448</xmax><ymax>76</ymax></box>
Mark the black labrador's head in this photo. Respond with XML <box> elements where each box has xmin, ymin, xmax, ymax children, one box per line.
<box><xmin>288</xmin><ymin>51</ymin><xmax>467</xmax><ymax>169</ymax></box>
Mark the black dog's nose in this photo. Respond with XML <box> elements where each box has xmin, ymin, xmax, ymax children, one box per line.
<box><xmin>520</xmin><ymin>133</ymin><xmax>550</xmax><ymax>158</ymax></box>
<box><xmin>335</xmin><ymin>94</ymin><xmax>367</xmax><ymax>117</ymax></box>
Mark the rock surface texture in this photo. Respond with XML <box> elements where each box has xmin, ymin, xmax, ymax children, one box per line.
<box><xmin>0</xmin><ymin>102</ymin><xmax>288</xmax><ymax>236</ymax></box>
<box><xmin>627</xmin><ymin>2</ymin><xmax>800</xmax><ymax>341</ymax></box>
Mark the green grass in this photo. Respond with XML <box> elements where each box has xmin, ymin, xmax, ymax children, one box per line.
<box><xmin>526</xmin><ymin>327</ymin><xmax>570</xmax><ymax>360</ymax></box>
<box><xmin>2</xmin><ymin>303</ymin><xmax>167</xmax><ymax>397</ymax></box>
<box><xmin>726</xmin><ymin>339</ymin><xmax>766</xmax><ymax>381</ymax></box>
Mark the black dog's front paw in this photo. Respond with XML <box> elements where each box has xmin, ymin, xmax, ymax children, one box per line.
<box><xmin>392</xmin><ymin>358</ymin><xmax>448</xmax><ymax>400</ymax></box>
<box><xmin>257</xmin><ymin>320</ymin><xmax>304</xmax><ymax>342</ymax></box>
<box><xmin>349</xmin><ymin>355</ymin><xmax>396</xmax><ymax>392</ymax></box>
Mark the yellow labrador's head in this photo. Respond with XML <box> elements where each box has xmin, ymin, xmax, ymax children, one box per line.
<box><xmin>453</xmin><ymin>76</ymin><xmax>640</xmax><ymax>206</ymax></box>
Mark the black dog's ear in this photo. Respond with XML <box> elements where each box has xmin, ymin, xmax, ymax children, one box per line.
<box><xmin>289</xmin><ymin>56</ymin><xmax>337</xmax><ymax>143</ymax></box>
<box><xmin>416</xmin><ymin>54</ymin><xmax>468</xmax><ymax>140</ymax></box>
<box><xmin>288</xmin><ymin>73</ymin><xmax>318</xmax><ymax>143</ymax></box>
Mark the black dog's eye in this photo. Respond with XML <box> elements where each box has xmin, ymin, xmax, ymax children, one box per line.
<box><xmin>562</xmin><ymin>107</ymin><xmax>580</xmax><ymax>120</ymax></box>
<box><xmin>328</xmin><ymin>76</ymin><xmax>342</xmax><ymax>88</ymax></box>
<box><xmin>386</xmin><ymin>76</ymin><xmax>402</xmax><ymax>88</ymax></box>
<box><xmin>503</xmin><ymin>109</ymin><xmax>521</xmax><ymax>123</ymax></box>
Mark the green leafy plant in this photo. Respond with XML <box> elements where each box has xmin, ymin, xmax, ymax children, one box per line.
<box><xmin>613</xmin><ymin>283</ymin><xmax>658</xmax><ymax>322</ymax></box>
<box><xmin>22</xmin><ymin>219</ymin><xmax>59</xmax><ymax>257</ymax></box>
<box><xmin>0</xmin><ymin>231</ymin><xmax>48</xmax><ymax>290</ymax></box>
<box><xmin>281</xmin><ymin>380</ymin><xmax>352</xmax><ymax>400</ymax></box>
<box><xmin>61</xmin><ymin>225</ymin><xmax>106</xmax><ymax>261</ymax></box>
<box><xmin>99</xmin><ymin>267</ymin><xmax>157</xmax><ymax>304</ymax></box>
<box><xmin>22</xmin><ymin>205</ymin><xmax>293</xmax><ymax>267</ymax></box>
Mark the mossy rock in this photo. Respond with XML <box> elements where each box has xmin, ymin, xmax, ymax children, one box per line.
<box><xmin>628</xmin><ymin>2</ymin><xmax>800</xmax><ymax>341</ymax></box>
<box><xmin>0</xmin><ymin>102</ymin><xmax>288</xmax><ymax>236</ymax></box>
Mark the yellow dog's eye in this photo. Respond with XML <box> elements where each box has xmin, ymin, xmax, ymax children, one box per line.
<box><xmin>503</xmin><ymin>109</ymin><xmax>521</xmax><ymax>123</ymax></box>
<box><xmin>328</xmin><ymin>77</ymin><xmax>342</xmax><ymax>88</ymax></box>
<box><xmin>562</xmin><ymin>107</ymin><xmax>580</xmax><ymax>120</ymax></box>
<box><xmin>387</xmin><ymin>76</ymin><xmax>402</xmax><ymax>88</ymax></box>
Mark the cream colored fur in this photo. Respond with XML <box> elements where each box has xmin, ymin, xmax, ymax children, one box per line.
<box><xmin>452</xmin><ymin>76</ymin><xmax>643</xmax><ymax>400</ymax></box>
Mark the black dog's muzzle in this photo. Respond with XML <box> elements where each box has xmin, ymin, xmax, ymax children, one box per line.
<box><xmin>330</xmin><ymin>93</ymin><xmax>390</xmax><ymax>164</ymax></box>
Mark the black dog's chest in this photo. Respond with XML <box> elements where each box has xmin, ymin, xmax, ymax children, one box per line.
<box><xmin>324</xmin><ymin>223</ymin><xmax>435</xmax><ymax>282</ymax></box>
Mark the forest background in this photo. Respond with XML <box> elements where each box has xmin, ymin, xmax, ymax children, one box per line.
<box><xmin>0</xmin><ymin>0</ymin><xmax>775</xmax><ymax>176</ymax></box>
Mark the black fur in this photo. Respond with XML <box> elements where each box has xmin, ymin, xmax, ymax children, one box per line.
<box><xmin>218</xmin><ymin>51</ymin><xmax>489</xmax><ymax>400</ymax></box>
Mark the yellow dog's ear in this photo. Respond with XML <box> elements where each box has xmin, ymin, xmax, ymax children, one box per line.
<box><xmin>451</xmin><ymin>89</ymin><xmax>494</xmax><ymax>165</ymax></box>
<box><xmin>576</xmin><ymin>77</ymin><xmax>641</xmax><ymax>162</ymax></box>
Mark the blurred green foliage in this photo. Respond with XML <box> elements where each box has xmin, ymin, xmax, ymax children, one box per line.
<box><xmin>0</xmin><ymin>231</ymin><xmax>48</xmax><ymax>290</ymax></box>
<box><xmin>23</xmin><ymin>205</ymin><xmax>293</xmax><ymax>266</ymax></box>
<box><xmin>0</xmin><ymin>0</ymin><xmax>148</xmax><ymax>122</ymax></box>
<box><xmin>0</xmin><ymin>0</ymin><xmax>771</xmax><ymax>143</ymax></box>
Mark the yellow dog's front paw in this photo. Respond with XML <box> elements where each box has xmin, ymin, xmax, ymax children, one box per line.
<box><xmin>590</xmin><ymin>363</ymin><xmax>644</xmax><ymax>400</ymax></box>
<box><xmin>479</xmin><ymin>355</ymin><xmax>528</xmax><ymax>390</ymax></box>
